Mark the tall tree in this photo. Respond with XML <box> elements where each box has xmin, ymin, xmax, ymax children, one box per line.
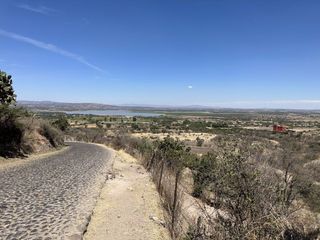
<box><xmin>0</xmin><ymin>70</ymin><xmax>16</xmax><ymax>105</ymax></box>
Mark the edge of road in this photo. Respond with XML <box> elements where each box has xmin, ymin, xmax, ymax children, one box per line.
<box><xmin>83</xmin><ymin>145</ymin><xmax>171</xmax><ymax>240</ymax></box>
<box><xmin>0</xmin><ymin>145</ymin><xmax>70</xmax><ymax>171</ymax></box>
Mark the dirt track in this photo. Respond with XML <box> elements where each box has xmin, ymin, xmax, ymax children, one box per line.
<box><xmin>84</xmin><ymin>150</ymin><xmax>170</xmax><ymax>240</ymax></box>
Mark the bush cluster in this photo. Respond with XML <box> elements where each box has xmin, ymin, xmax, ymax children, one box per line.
<box><xmin>0</xmin><ymin>106</ymin><xmax>64</xmax><ymax>157</ymax></box>
<box><xmin>0</xmin><ymin>107</ymin><xmax>24</xmax><ymax>156</ymax></box>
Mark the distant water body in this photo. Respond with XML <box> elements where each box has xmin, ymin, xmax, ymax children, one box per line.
<box><xmin>65</xmin><ymin>110</ymin><xmax>161</xmax><ymax>117</ymax></box>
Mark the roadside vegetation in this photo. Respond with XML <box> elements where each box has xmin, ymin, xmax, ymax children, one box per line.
<box><xmin>0</xmin><ymin>70</ymin><xmax>64</xmax><ymax>158</ymax></box>
<box><xmin>61</xmin><ymin>110</ymin><xmax>320</xmax><ymax>239</ymax></box>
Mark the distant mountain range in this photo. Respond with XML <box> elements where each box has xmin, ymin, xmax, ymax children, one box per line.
<box><xmin>17</xmin><ymin>100</ymin><xmax>320</xmax><ymax>113</ymax></box>
<box><xmin>18</xmin><ymin>101</ymin><xmax>119</xmax><ymax>111</ymax></box>
<box><xmin>17</xmin><ymin>100</ymin><xmax>218</xmax><ymax>112</ymax></box>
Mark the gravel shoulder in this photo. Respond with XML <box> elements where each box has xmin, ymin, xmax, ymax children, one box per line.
<box><xmin>84</xmin><ymin>149</ymin><xmax>170</xmax><ymax>240</ymax></box>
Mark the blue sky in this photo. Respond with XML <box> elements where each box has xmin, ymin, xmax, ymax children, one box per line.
<box><xmin>1</xmin><ymin>0</ymin><xmax>320</xmax><ymax>109</ymax></box>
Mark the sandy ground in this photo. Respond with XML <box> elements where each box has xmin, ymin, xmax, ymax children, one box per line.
<box><xmin>132</xmin><ymin>132</ymin><xmax>216</xmax><ymax>142</ymax></box>
<box><xmin>291</xmin><ymin>127</ymin><xmax>319</xmax><ymax>132</ymax></box>
<box><xmin>84</xmin><ymin>149</ymin><xmax>170</xmax><ymax>240</ymax></box>
<box><xmin>243</xmin><ymin>126</ymin><xmax>272</xmax><ymax>131</ymax></box>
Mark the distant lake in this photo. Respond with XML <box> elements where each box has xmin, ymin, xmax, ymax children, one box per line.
<box><xmin>65</xmin><ymin>110</ymin><xmax>161</xmax><ymax>117</ymax></box>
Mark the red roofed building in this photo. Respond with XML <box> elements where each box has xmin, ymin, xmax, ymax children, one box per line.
<box><xmin>273</xmin><ymin>124</ymin><xmax>288</xmax><ymax>133</ymax></box>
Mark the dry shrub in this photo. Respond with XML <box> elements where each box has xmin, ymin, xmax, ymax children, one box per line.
<box><xmin>160</xmin><ymin>168</ymin><xmax>184</xmax><ymax>237</ymax></box>
<box><xmin>0</xmin><ymin>107</ymin><xmax>64</xmax><ymax>157</ymax></box>
<box><xmin>0</xmin><ymin>107</ymin><xmax>24</xmax><ymax>156</ymax></box>
<box><xmin>186</xmin><ymin>147</ymin><xmax>320</xmax><ymax>240</ymax></box>
<box><xmin>67</xmin><ymin>127</ymin><xmax>108</xmax><ymax>143</ymax></box>
<box><xmin>38</xmin><ymin>121</ymin><xmax>64</xmax><ymax>148</ymax></box>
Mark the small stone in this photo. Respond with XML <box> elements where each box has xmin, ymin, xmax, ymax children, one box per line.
<box><xmin>149</xmin><ymin>216</ymin><xmax>166</xmax><ymax>227</ymax></box>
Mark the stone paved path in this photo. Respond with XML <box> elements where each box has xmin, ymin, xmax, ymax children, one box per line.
<box><xmin>0</xmin><ymin>142</ymin><xmax>112</xmax><ymax>240</ymax></box>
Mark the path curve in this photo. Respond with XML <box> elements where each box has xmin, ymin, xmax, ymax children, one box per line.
<box><xmin>0</xmin><ymin>142</ymin><xmax>113</xmax><ymax>240</ymax></box>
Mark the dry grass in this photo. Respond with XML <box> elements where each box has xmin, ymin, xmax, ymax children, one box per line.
<box><xmin>0</xmin><ymin>111</ymin><xmax>64</xmax><ymax>158</ymax></box>
<box><xmin>132</xmin><ymin>132</ymin><xmax>216</xmax><ymax>142</ymax></box>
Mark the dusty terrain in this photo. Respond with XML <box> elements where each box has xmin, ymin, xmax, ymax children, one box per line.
<box><xmin>84</xmin><ymin>149</ymin><xmax>170</xmax><ymax>240</ymax></box>
<box><xmin>132</xmin><ymin>132</ymin><xmax>216</xmax><ymax>142</ymax></box>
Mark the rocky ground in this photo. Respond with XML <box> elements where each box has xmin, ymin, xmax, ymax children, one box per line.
<box><xmin>0</xmin><ymin>142</ymin><xmax>113</xmax><ymax>240</ymax></box>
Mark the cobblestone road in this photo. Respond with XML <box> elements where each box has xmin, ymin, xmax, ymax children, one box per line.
<box><xmin>0</xmin><ymin>142</ymin><xmax>112</xmax><ymax>240</ymax></box>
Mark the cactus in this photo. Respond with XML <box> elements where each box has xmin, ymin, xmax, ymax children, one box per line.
<box><xmin>0</xmin><ymin>70</ymin><xmax>16</xmax><ymax>105</ymax></box>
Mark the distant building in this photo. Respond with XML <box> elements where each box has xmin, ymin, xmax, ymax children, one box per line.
<box><xmin>273</xmin><ymin>124</ymin><xmax>288</xmax><ymax>133</ymax></box>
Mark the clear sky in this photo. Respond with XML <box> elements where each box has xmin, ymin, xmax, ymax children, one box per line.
<box><xmin>1</xmin><ymin>0</ymin><xmax>320</xmax><ymax>109</ymax></box>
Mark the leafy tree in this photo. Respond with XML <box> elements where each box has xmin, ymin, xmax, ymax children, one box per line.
<box><xmin>0</xmin><ymin>107</ymin><xmax>23</xmax><ymax>156</ymax></box>
<box><xmin>0</xmin><ymin>71</ymin><xmax>20</xmax><ymax>157</ymax></box>
<box><xmin>96</xmin><ymin>120</ymin><xmax>103</xmax><ymax>129</ymax></box>
<box><xmin>131</xmin><ymin>123</ymin><xmax>140</xmax><ymax>130</ymax></box>
<box><xmin>53</xmin><ymin>116</ymin><xmax>70</xmax><ymax>131</ymax></box>
<box><xmin>0</xmin><ymin>70</ymin><xmax>16</xmax><ymax>105</ymax></box>
<box><xmin>192</xmin><ymin>152</ymin><xmax>218</xmax><ymax>198</ymax></box>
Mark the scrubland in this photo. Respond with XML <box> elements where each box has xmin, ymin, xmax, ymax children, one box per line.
<box><xmin>0</xmin><ymin>107</ymin><xmax>64</xmax><ymax>158</ymax></box>
<box><xmin>62</xmin><ymin>110</ymin><xmax>320</xmax><ymax>239</ymax></box>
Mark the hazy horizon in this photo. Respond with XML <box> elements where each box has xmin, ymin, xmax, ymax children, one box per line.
<box><xmin>1</xmin><ymin>0</ymin><xmax>320</xmax><ymax>109</ymax></box>
<box><xmin>18</xmin><ymin>99</ymin><xmax>320</xmax><ymax>110</ymax></box>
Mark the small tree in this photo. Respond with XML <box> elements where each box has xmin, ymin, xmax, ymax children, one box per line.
<box><xmin>0</xmin><ymin>70</ymin><xmax>20</xmax><ymax>157</ymax></box>
<box><xmin>96</xmin><ymin>120</ymin><xmax>103</xmax><ymax>129</ymax></box>
<box><xmin>156</xmin><ymin>137</ymin><xmax>189</xmax><ymax>238</ymax></box>
<box><xmin>53</xmin><ymin>116</ymin><xmax>70</xmax><ymax>131</ymax></box>
<box><xmin>0</xmin><ymin>70</ymin><xmax>16</xmax><ymax>105</ymax></box>
<box><xmin>196</xmin><ymin>137</ymin><xmax>204</xmax><ymax>147</ymax></box>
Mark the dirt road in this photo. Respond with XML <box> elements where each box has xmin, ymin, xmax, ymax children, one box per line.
<box><xmin>84</xmin><ymin>150</ymin><xmax>170</xmax><ymax>240</ymax></box>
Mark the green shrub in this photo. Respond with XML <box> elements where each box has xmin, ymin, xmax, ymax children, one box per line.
<box><xmin>53</xmin><ymin>116</ymin><xmax>70</xmax><ymax>131</ymax></box>
<box><xmin>191</xmin><ymin>152</ymin><xmax>217</xmax><ymax>198</ymax></box>
<box><xmin>196</xmin><ymin>137</ymin><xmax>204</xmax><ymax>147</ymax></box>
<box><xmin>39</xmin><ymin>122</ymin><xmax>64</xmax><ymax>148</ymax></box>
<box><xmin>0</xmin><ymin>70</ymin><xmax>16</xmax><ymax>105</ymax></box>
<box><xmin>0</xmin><ymin>71</ymin><xmax>64</xmax><ymax>156</ymax></box>
<box><xmin>131</xmin><ymin>123</ymin><xmax>140</xmax><ymax>131</ymax></box>
<box><xmin>0</xmin><ymin>107</ymin><xmax>24</xmax><ymax>157</ymax></box>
